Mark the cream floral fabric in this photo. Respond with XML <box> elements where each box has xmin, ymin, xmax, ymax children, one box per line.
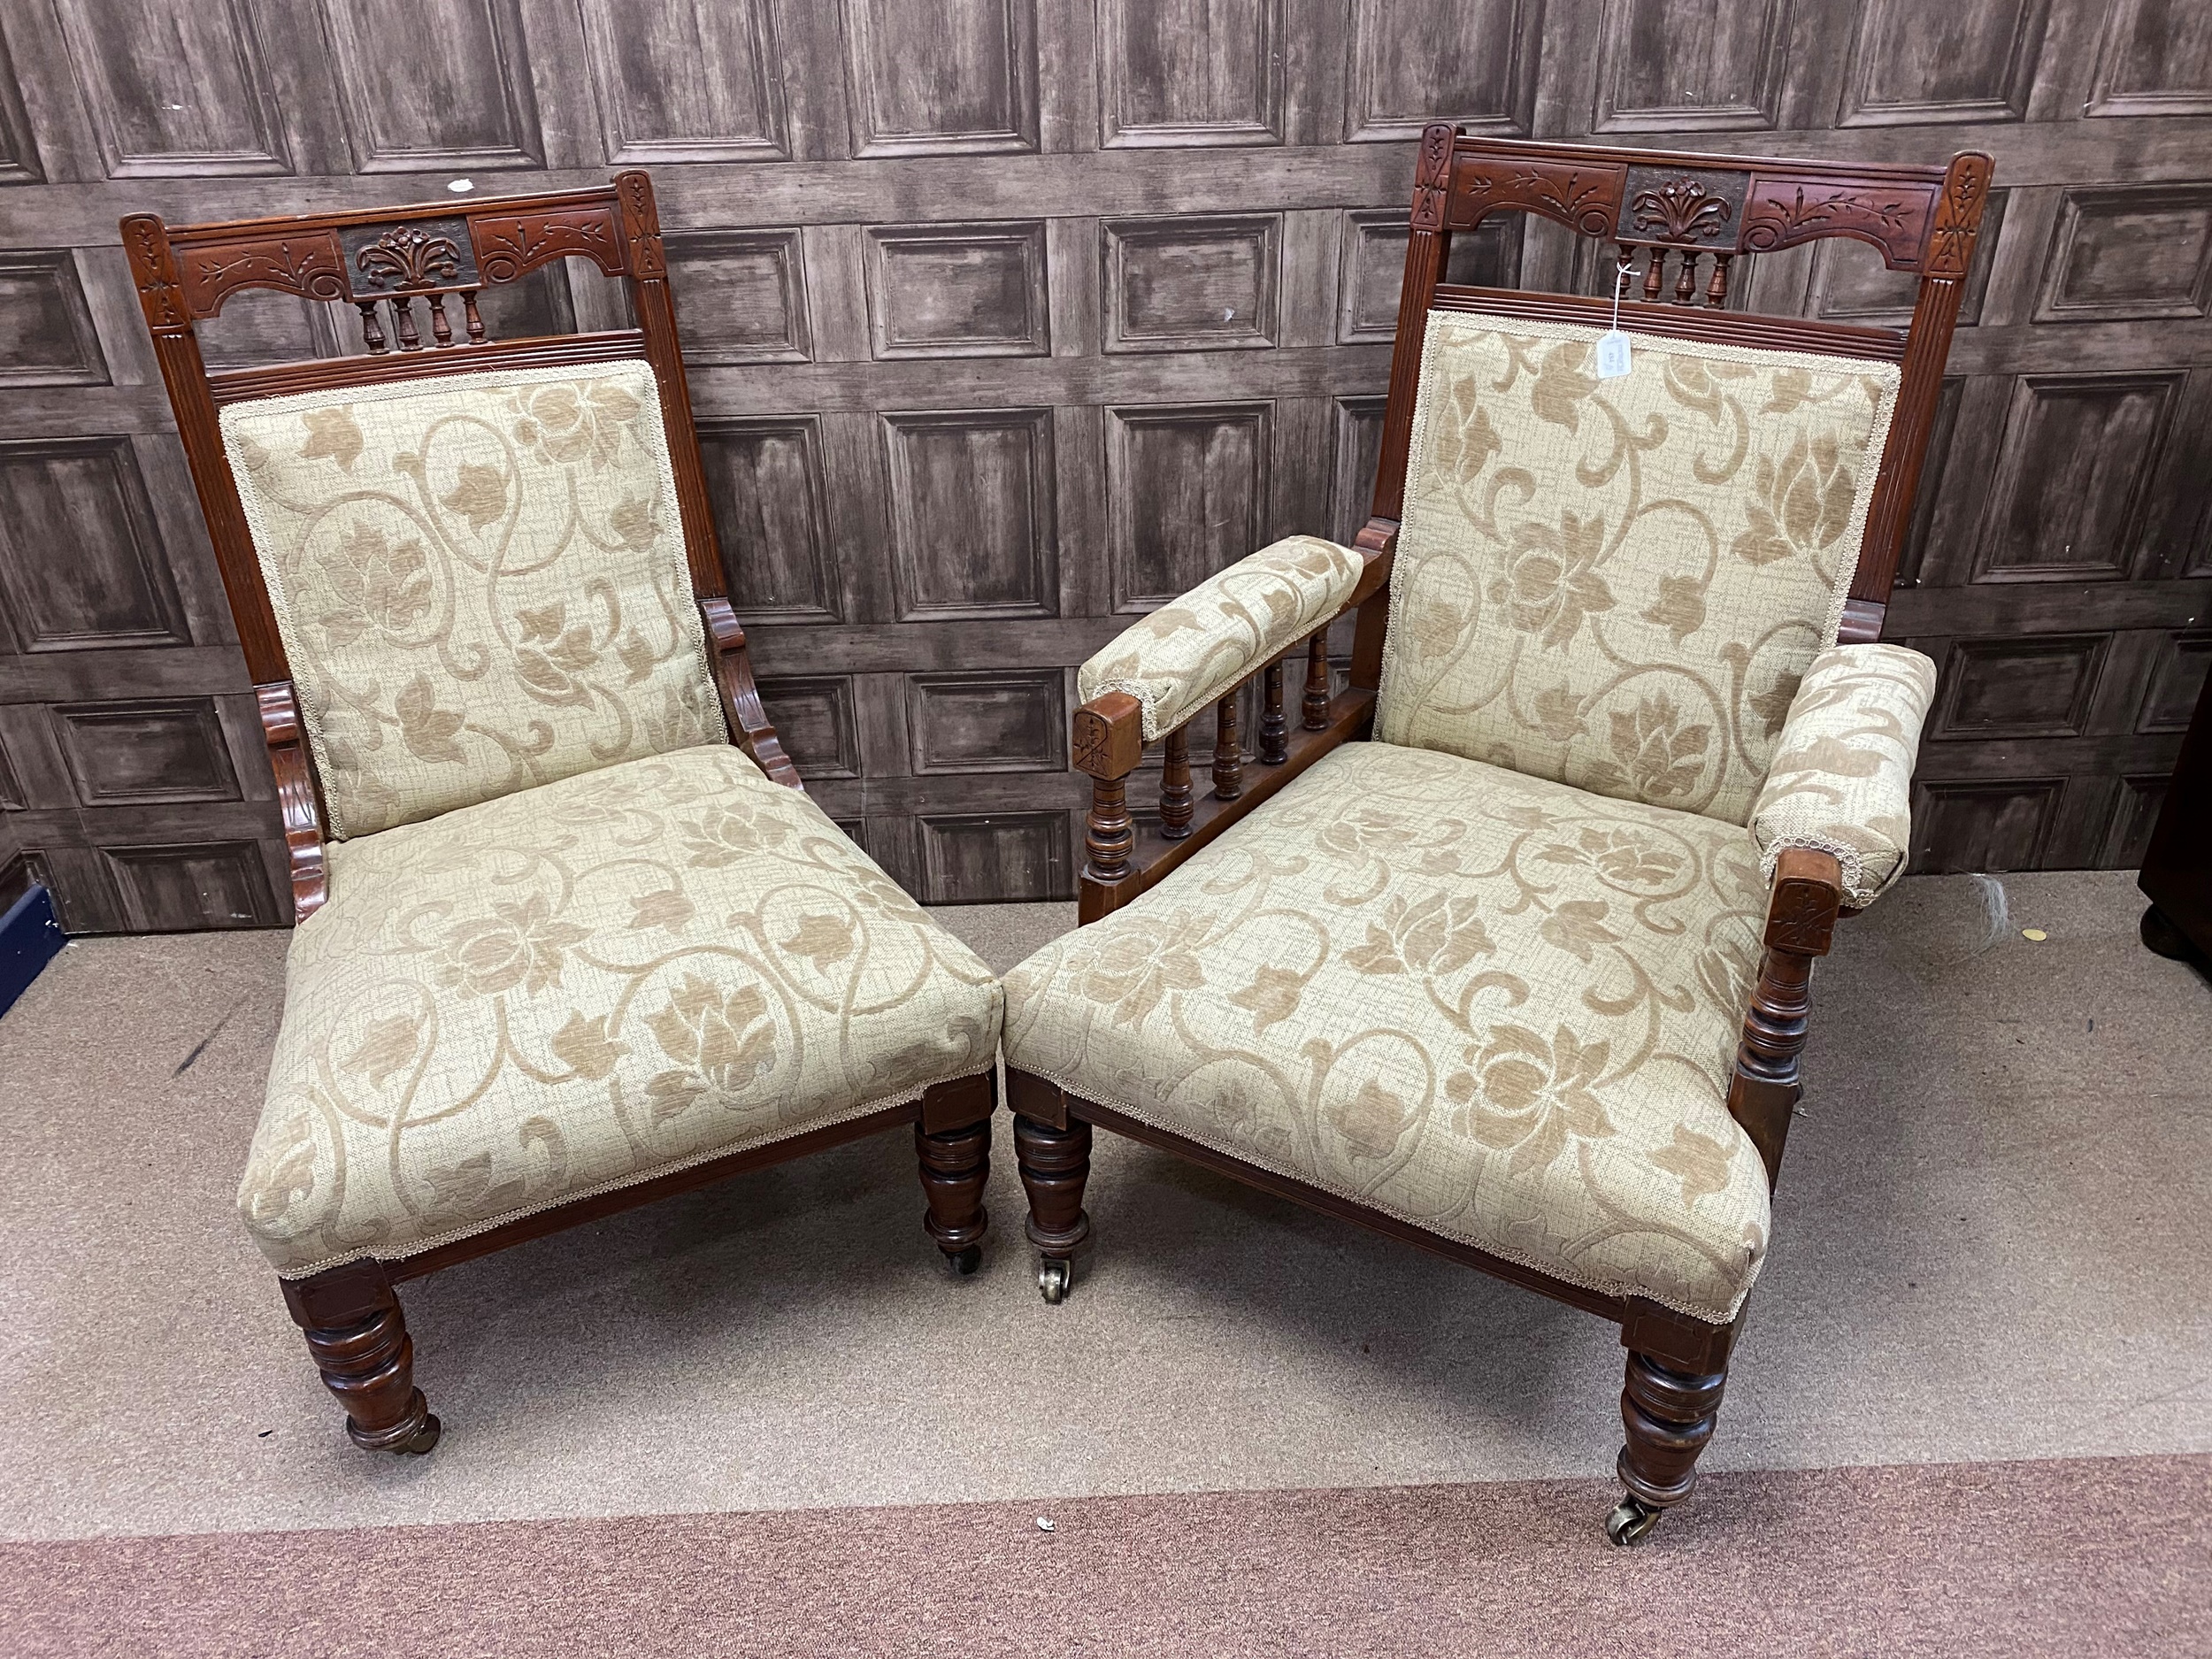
<box><xmin>239</xmin><ymin>743</ymin><xmax>1001</xmax><ymax>1277</ymax></box>
<box><xmin>221</xmin><ymin>360</ymin><xmax>723</xmax><ymax>839</ymax></box>
<box><xmin>1750</xmin><ymin>643</ymin><xmax>1936</xmax><ymax>906</ymax></box>
<box><xmin>1079</xmin><ymin>536</ymin><xmax>1363</xmax><ymax>741</ymax></box>
<box><xmin>1377</xmin><ymin>315</ymin><xmax>1901</xmax><ymax>827</ymax></box>
<box><xmin>1004</xmin><ymin>740</ymin><xmax>1774</xmax><ymax>1322</ymax></box>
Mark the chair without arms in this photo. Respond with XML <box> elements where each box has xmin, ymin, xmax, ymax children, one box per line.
<box><xmin>1002</xmin><ymin>128</ymin><xmax>1989</xmax><ymax>1542</ymax></box>
<box><xmin>123</xmin><ymin>174</ymin><xmax>1002</xmax><ymax>1455</ymax></box>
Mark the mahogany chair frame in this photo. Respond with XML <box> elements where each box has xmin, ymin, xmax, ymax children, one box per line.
<box><xmin>1010</xmin><ymin>127</ymin><xmax>1993</xmax><ymax>1540</ymax></box>
<box><xmin>122</xmin><ymin>173</ymin><xmax>995</xmax><ymax>1455</ymax></box>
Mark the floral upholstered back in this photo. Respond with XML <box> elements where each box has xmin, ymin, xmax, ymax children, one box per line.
<box><xmin>220</xmin><ymin>359</ymin><xmax>724</xmax><ymax>839</ymax></box>
<box><xmin>1375</xmin><ymin>315</ymin><xmax>1901</xmax><ymax>826</ymax></box>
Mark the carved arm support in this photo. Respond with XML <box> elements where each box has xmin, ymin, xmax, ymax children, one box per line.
<box><xmin>700</xmin><ymin>597</ymin><xmax>803</xmax><ymax>791</ymax></box>
<box><xmin>1727</xmin><ymin>846</ymin><xmax>1842</xmax><ymax>1188</ymax></box>
<box><xmin>1074</xmin><ymin>530</ymin><xmax>1395</xmax><ymax>924</ymax></box>
<box><xmin>257</xmin><ymin>680</ymin><xmax>328</xmax><ymax>922</ymax></box>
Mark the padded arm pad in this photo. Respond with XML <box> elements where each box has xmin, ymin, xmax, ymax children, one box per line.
<box><xmin>1076</xmin><ymin>535</ymin><xmax>1363</xmax><ymax>741</ymax></box>
<box><xmin>1750</xmin><ymin>642</ymin><xmax>1939</xmax><ymax>907</ymax></box>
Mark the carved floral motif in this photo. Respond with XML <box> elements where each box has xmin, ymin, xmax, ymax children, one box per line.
<box><xmin>1450</xmin><ymin>163</ymin><xmax>1624</xmax><ymax>236</ymax></box>
<box><xmin>177</xmin><ymin>232</ymin><xmax>348</xmax><ymax>317</ymax></box>
<box><xmin>353</xmin><ymin>227</ymin><xmax>463</xmax><ymax>293</ymax></box>
<box><xmin>1740</xmin><ymin>179</ymin><xmax>1936</xmax><ymax>267</ymax></box>
<box><xmin>472</xmin><ymin>208</ymin><xmax>624</xmax><ymax>283</ymax></box>
<box><xmin>1629</xmin><ymin>179</ymin><xmax>1735</xmax><ymax>244</ymax></box>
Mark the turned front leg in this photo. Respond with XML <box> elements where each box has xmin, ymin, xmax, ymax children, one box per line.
<box><xmin>916</xmin><ymin>1117</ymin><xmax>991</xmax><ymax>1273</ymax></box>
<box><xmin>1609</xmin><ymin>1350</ymin><xmax>1728</xmax><ymax>1545</ymax></box>
<box><xmin>280</xmin><ymin>1260</ymin><xmax>441</xmax><ymax>1455</ymax></box>
<box><xmin>1014</xmin><ymin>1112</ymin><xmax>1092</xmax><ymax>1304</ymax></box>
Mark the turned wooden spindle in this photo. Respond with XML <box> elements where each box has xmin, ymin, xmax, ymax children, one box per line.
<box><xmin>1303</xmin><ymin>633</ymin><xmax>1331</xmax><ymax>729</ymax></box>
<box><xmin>427</xmin><ymin>292</ymin><xmax>453</xmax><ymax>347</ymax></box>
<box><xmin>462</xmin><ymin>290</ymin><xmax>487</xmax><ymax>343</ymax></box>
<box><xmin>390</xmin><ymin>296</ymin><xmax>419</xmax><ymax>350</ymax></box>
<box><xmin>1642</xmin><ymin>248</ymin><xmax>1665</xmax><ymax>303</ymax></box>
<box><xmin>1260</xmin><ymin>660</ymin><xmax>1288</xmax><ymax>764</ymax></box>
<box><xmin>1086</xmin><ymin>772</ymin><xmax>1133</xmax><ymax>879</ymax></box>
<box><xmin>1160</xmin><ymin>726</ymin><xmax>1194</xmax><ymax>838</ymax></box>
<box><xmin>356</xmin><ymin>301</ymin><xmax>387</xmax><ymax>354</ymax></box>
<box><xmin>1674</xmin><ymin>250</ymin><xmax>1698</xmax><ymax>304</ymax></box>
<box><xmin>1211</xmin><ymin>695</ymin><xmax>1243</xmax><ymax>799</ymax></box>
<box><xmin>1706</xmin><ymin>252</ymin><xmax>1733</xmax><ymax>308</ymax></box>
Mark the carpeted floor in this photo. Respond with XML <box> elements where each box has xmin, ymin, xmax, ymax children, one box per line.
<box><xmin>1</xmin><ymin>870</ymin><xmax>2208</xmax><ymax>1652</ymax></box>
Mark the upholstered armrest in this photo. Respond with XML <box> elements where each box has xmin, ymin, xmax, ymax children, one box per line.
<box><xmin>1750</xmin><ymin>643</ymin><xmax>1938</xmax><ymax>908</ymax></box>
<box><xmin>1076</xmin><ymin>535</ymin><xmax>1363</xmax><ymax>741</ymax></box>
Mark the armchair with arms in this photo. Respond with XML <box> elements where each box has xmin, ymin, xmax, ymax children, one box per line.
<box><xmin>1002</xmin><ymin>127</ymin><xmax>1987</xmax><ymax>1540</ymax></box>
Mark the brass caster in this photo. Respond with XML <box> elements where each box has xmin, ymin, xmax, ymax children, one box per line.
<box><xmin>1606</xmin><ymin>1493</ymin><xmax>1662</xmax><ymax>1548</ymax></box>
<box><xmin>1038</xmin><ymin>1256</ymin><xmax>1071</xmax><ymax>1304</ymax></box>
<box><xmin>949</xmin><ymin>1244</ymin><xmax>982</xmax><ymax>1277</ymax></box>
<box><xmin>399</xmin><ymin>1413</ymin><xmax>443</xmax><ymax>1455</ymax></box>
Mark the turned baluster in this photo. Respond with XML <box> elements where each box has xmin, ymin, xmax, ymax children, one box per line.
<box><xmin>1303</xmin><ymin>633</ymin><xmax>1331</xmax><ymax>729</ymax></box>
<box><xmin>1259</xmin><ymin>659</ymin><xmax>1288</xmax><ymax>764</ymax></box>
<box><xmin>1706</xmin><ymin>252</ymin><xmax>1733</xmax><ymax>309</ymax></box>
<box><xmin>462</xmin><ymin>290</ymin><xmax>487</xmax><ymax>343</ymax></box>
<box><xmin>1085</xmin><ymin>772</ymin><xmax>1133</xmax><ymax>881</ymax></box>
<box><xmin>427</xmin><ymin>292</ymin><xmax>453</xmax><ymax>347</ymax></box>
<box><xmin>1674</xmin><ymin>250</ymin><xmax>1699</xmax><ymax>305</ymax></box>
<box><xmin>390</xmin><ymin>296</ymin><xmax>420</xmax><ymax>350</ymax></box>
<box><xmin>356</xmin><ymin>302</ymin><xmax>388</xmax><ymax>355</ymax></box>
<box><xmin>1159</xmin><ymin>726</ymin><xmax>1194</xmax><ymax>839</ymax></box>
<box><xmin>1642</xmin><ymin>248</ymin><xmax>1665</xmax><ymax>303</ymax></box>
<box><xmin>1212</xmin><ymin>695</ymin><xmax>1242</xmax><ymax>800</ymax></box>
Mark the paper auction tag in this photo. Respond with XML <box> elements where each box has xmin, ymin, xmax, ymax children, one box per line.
<box><xmin>1596</xmin><ymin>330</ymin><xmax>1632</xmax><ymax>378</ymax></box>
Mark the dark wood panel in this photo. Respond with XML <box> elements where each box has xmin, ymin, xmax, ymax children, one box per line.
<box><xmin>53</xmin><ymin>0</ymin><xmax>289</xmax><ymax>177</ymax></box>
<box><xmin>1931</xmin><ymin>634</ymin><xmax>2109</xmax><ymax>741</ymax></box>
<box><xmin>1345</xmin><ymin>0</ymin><xmax>1539</xmax><ymax>141</ymax></box>
<box><xmin>2139</xmin><ymin>632</ymin><xmax>2212</xmax><ymax>733</ymax></box>
<box><xmin>0</xmin><ymin>438</ymin><xmax>188</xmax><ymax>653</ymax></box>
<box><xmin>907</xmin><ymin>667</ymin><xmax>1065</xmax><ymax>772</ymax></box>
<box><xmin>697</xmin><ymin>416</ymin><xmax>838</xmax><ymax>622</ymax></box>
<box><xmin>1909</xmin><ymin>778</ymin><xmax>2065</xmax><ymax>872</ymax></box>
<box><xmin>915</xmin><ymin>810</ymin><xmax>1071</xmax><ymax>901</ymax></box>
<box><xmin>102</xmin><ymin>839</ymin><xmax>281</xmax><ymax>930</ymax></box>
<box><xmin>1839</xmin><ymin>0</ymin><xmax>2048</xmax><ymax>127</ymax></box>
<box><xmin>1100</xmin><ymin>0</ymin><xmax>1281</xmax><ymax>148</ymax></box>
<box><xmin>54</xmin><ymin>697</ymin><xmax>240</xmax><ymax>804</ymax></box>
<box><xmin>319</xmin><ymin>0</ymin><xmax>544</xmax><ymax>171</ymax></box>
<box><xmin>0</xmin><ymin>29</ymin><xmax>40</xmax><ymax>184</ymax></box>
<box><xmin>867</xmin><ymin>221</ymin><xmax>1048</xmax><ymax>357</ymax></box>
<box><xmin>883</xmin><ymin>409</ymin><xmax>1057</xmax><ymax>618</ymax></box>
<box><xmin>1592</xmin><ymin>0</ymin><xmax>1791</xmax><ymax>133</ymax></box>
<box><xmin>666</xmin><ymin>229</ymin><xmax>810</xmax><ymax>363</ymax></box>
<box><xmin>1973</xmin><ymin>373</ymin><xmax>2182</xmax><ymax>583</ymax></box>
<box><xmin>843</xmin><ymin>0</ymin><xmax>1037</xmax><ymax>157</ymax></box>
<box><xmin>2088</xmin><ymin>0</ymin><xmax>2212</xmax><ymax>118</ymax></box>
<box><xmin>1103</xmin><ymin>213</ymin><xmax>1278</xmax><ymax>351</ymax></box>
<box><xmin>756</xmin><ymin>674</ymin><xmax>859</xmax><ymax>779</ymax></box>
<box><xmin>2034</xmin><ymin>185</ymin><xmax>2212</xmax><ymax>321</ymax></box>
<box><xmin>575</xmin><ymin>0</ymin><xmax>789</xmax><ymax>163</ymax></box>
<box><xmin>1107</xmin><ymin>403</ymin><xmax>1269</xmax><ymax>611</ymax></box>
<box><xmin>0</xmin><ymin>250</ymin><xmax>104</xmax><ymax>384</ymax></box>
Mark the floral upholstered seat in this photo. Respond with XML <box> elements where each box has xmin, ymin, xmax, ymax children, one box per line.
<box><xmin>243</xmin><ymin>744</ymin><xmax>1000</xmax><ymax>1276</ymax></box>
<box><xmin>1005</xmin><ymin>741</ymin><xmax>1771</xmax><ymax>1321</ymax></box>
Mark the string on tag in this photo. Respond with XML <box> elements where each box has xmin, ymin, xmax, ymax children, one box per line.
<box><xmin>1596</xmin><ymin>256</ymin><xmax>1634</xmax><ymax>379</ymax></box>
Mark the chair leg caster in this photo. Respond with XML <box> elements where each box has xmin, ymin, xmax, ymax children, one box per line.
<box><xmin>1037</xmin><ymin>1256</ymin><xmax>1071</xmax><ymax>1304</ymax></box>
<box><xmin>1605</xmin><ymin>1492</ymin><xmax>1663</xmax><ymax>1547</ymax></box>
<box><xmin>948</xmin><ymin>1243</ymin><xmax>982</xmax><ymax>1277</ymax></box>
<box><xmin>346</xmin><ymin>1393</ymin><xmax>442</xmax><ymax>1456</ymax></box>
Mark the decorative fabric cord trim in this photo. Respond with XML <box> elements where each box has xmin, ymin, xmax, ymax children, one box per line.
<box><xmin>217</xmin><ymin>358</ymin><xmax>720</xmax><ymax>842</ymax></box>
<box><xmin>1022</xmin><ymin>1064</ymin><xmax>1757</xmax><ymax>1326</ymax></box>
<box><xmin>1758</xmin><ymin>829</ymin><xmax>1879</xmax><ymax>908</ymax></box>
<box><xmin>1373</xmin><ymin>311</ymin><xmax>1904</xmax><ymax>797</ymax></box>
<box><xmin>272</xmin><ymin>1065</ymin><xmax>992</xmax><ymax>1282</ymax></box>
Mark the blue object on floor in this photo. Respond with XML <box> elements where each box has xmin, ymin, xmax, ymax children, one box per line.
<box><xmin>0</xmin><ymin>883</ymin><xmax>66</xmax><ymax>1018</ymax></box>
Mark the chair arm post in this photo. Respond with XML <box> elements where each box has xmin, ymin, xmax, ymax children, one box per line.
<box><xmin>1075</xmin><ymin>690</ymin><xmax>1146</xmax><ymax>918</ymax></box>
<box><xmin>257</xmin><ymin>680</ymin><xmax>329</xmax><ymax>921</ymax></box>
<box><xmin>700</xmin><ymin>597</ymin><xmax>803</xmax><ymax>791</ymax></box>
<box><xmin>1727</xmin><ymin>846</ymin><xmax>1842</xmax><ymax>1188</ymax></box>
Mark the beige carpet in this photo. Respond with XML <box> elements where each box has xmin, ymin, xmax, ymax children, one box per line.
<box><xmin>0</xmin><ymin>872</ymin><xmax>2207</xmax><ymax>1548</ymax></box>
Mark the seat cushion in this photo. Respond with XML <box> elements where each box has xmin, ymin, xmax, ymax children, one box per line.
<box><xmin>220</xmin><ymin>359</ymin><xmax>725</xmax><ymax>840</ymax></box>
<box><xmin>1376</xmin><ymin>313</ymin><xmax>1901</xmax><ymax>826</ymax></box>
<box><xmin>238</xmin><ymin>744</ymin><xmax>1001</xmax><ymax>1277</ymax></box>
<box><xmin>1003</xmin><ymin>741</ymin><xmax>1773</xmax><ymax>1322</ymax></box>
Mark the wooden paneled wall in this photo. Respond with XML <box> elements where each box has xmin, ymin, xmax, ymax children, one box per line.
<box><xmin>0</xmin><ymin>0</ymin><xmax>2207</xmax><ymax>926</ymax></box>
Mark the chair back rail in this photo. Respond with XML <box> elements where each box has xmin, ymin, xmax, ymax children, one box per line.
<box><xmin>121</xmin><ymin>171</ymin><xmax>796</xmax><ymax>920</ymax></box>
<box><xmin>1367</xmin><ymin>126</ymin><xmax>1993</xmax><ymax>643</ymax></box>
